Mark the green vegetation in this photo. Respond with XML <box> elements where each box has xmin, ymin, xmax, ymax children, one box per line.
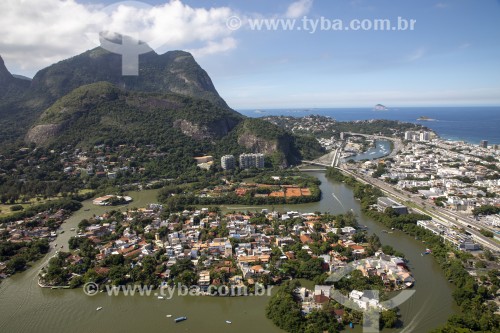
<box><xmin>472</xmin><ymin>205</ymin><xmax>500</xmax><ymax>216</ymax></box>
<box><xmin>0</xmin><ymin>198</ymin><xmax>82</xmax><ymax>224</ymax></box>
<box><xmin>0</xmin><ymin>239</ymin><xmax>50</xmax><ymax>274</ymax></box>
<box><xmin>158</xmin><ymin>171</ymin><xmax>322</xmax><ymax>211</ymax></box>
<box><xmin>29</xmin><ymin>82</ymin><xmax>241</xmax><ymax>148</ymax></box>
<box><xmin>479</xmin><ymin>229</ymin><xmax>494</xmax><ymax>238</ymax></box>
<box><xmin>266</xmin><ymin>280</ymin><xmax>342</xmax><ymax>333</ymax></box>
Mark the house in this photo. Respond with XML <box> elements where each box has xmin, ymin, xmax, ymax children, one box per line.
<box><xmin>377</xmin><ymin>197</ymin><xmax>408</xmax><ymax>215</ymax></box>
<box><xmin>300</xmin><ymin>234</ymin><xmax>314</xmax><ymax>244</ymax></box>
<box><xmin>349</xmin><ymin>290</ymin><xmax>384</xmax><ymax>310</ymax></box>
<box><xmin>314</xmin><ymin>285</ymin><xmax>332</xmax><ymax>298</ymax></box>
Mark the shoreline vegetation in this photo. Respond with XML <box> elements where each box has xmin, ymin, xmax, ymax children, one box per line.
<box><xmin>324</xmin><ymin>167</ymin><xmax>499</xmax><ymax>333</ymax></box>
<box><xmin>0</xmin><ymin>196</ymin><xmax>89</xmax><ymax>278</ymax></box>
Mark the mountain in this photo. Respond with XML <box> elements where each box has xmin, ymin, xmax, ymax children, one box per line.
<box><xmin>30</xmin><ymin>46</ymin><xmax>228</xmax><ymax>109</ymax></box>
<box><xmin>12</xmin><ymin>74</ymin><xmax>32</xmax><ymax>81</ymax></box>
<box><xmin>2</xmin><ymin>41</ymin><xmax>318</xmax><ymax>166</ymax></box>
<box><xmin>0</xmin><ymin>55</ymin><xmax>30</xmax><ymax>99</ymax></box>
<box><xmin>0</xmin><ymin>56</ymin><xmax>33</xmax><ymax>142</ymax></box>
<box><xmin>0</xmin><ymin>40</ymin><xmax>229</xmax><ymax>143</ymax></box>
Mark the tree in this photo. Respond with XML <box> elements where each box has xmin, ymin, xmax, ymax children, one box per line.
<box><xmin>7</xmin><ymin>256</ymin><xmax>26</xmax><ymax>272</ymax></box>
<box><xmin>380</xmin><ymin>309</ymin><xmax>398</xmax><ymax>328</ymax></box>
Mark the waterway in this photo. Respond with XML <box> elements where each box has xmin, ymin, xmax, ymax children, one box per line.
<box><xmin>0</xmin><ymin>175</ymin><xmax>458</xmax><ymax>333</ymax></box>
<box><xmin>343</xmin><ymin>140</ymin><xmax>392</xmax><ymax>162</ymax></box>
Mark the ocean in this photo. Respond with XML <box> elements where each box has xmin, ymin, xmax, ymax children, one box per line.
<box><xmin>238</xmin><ymin>107</ymin><xmax>500</xmax><ymax>145</ymax></box>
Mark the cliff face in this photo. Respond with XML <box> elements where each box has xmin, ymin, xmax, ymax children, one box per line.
<box><xmin>237</xmin><ymin>132</ymin><xmax>283</xmax><ymax>155</ymax></box>
<box><xmin>174</xmin><ymin>117</ymin><xmax>240</xmax><ymax>141</ymax></box>
<box><xmin>25</xmin><ymin>124</ymin><xmax>64</xmax><ymax>145</ymax></box>
<box><xmin>234</xmin><ymin>119</ymin><xmax>301</xmax><ymax>166</ymax></box>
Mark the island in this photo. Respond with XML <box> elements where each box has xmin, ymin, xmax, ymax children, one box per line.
<box><xmin>92</xmin><ymin>195</ymin><xmax>133</xmax><ymax>206</ymax></box>
<box><xmin>373</xmin><ymin>104</ymin><xmax>388</xmax><ymax>111</ymax></box>
<box><xmin>417</xmin><ymin>116</ymin><xmax>436</xmax><ymax>121</ymax></box>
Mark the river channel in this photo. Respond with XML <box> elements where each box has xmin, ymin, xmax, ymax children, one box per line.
<box><xmin>0</xmin><ymin>172</ymin><xmax>458</xmax><ymax>333</ymax></box>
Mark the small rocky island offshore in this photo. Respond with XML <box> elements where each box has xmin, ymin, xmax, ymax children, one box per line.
<box><xmin>417</xmin><ymin>116</ymin><xmax>436</xmax><ymax>121</ymax></box>
<box><xmin>374</xmin><ymin>104</ymin><xmax>388</xmax><ymax>111</ymax></box>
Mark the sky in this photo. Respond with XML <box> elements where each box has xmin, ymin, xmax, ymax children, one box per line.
<box><xmin>1</xmin><ymin>0</ymin><xmax>500</xmax><ymax>109</ymax></box>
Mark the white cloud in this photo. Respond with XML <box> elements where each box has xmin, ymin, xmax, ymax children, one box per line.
<box><xmin>285</xmin><ymin>0</ymin><xmax>313</xmax><ymax>19</ymax></box>
<box><xmin>407</xmin><ymin>48</ymin><xmax>426</xmax><ymax>62</ymax></box>
<box><xmin>189</xmin><ymin>37</ymin><xmax>237</xmax><ymax>57</ymax></box>
<box><xmin>435</xmin><ymin>2</ymin><xmax>449</xmax><ymax>9</ymax></box>
<box><xmin>0</xmin><ymin>0</ymin><xmax>238</xmax><ymax>74</ymax></box>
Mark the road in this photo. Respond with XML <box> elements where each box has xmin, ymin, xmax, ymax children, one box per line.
<box><xmin>339</xmin><ymin>165</ymin><xmax>500</xmax><ymax>253</ymax></box>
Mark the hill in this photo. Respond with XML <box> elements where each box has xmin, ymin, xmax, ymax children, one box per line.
<box><xmin>26</xmin><ymin>82</ymin><xmax>241</xmax><ymax>148</ymax></box>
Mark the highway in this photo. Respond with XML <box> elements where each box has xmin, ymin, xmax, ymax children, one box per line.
<box><xmin>338</xmin><ymin>165</ymin><xmax>500</xmax><ymax>253</ymax></box>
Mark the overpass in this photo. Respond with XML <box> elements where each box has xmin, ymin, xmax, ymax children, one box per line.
<box><xmin>302</xmin><ymin>147</ymin><xmax>343</xmax><ymax>168</ymax></box>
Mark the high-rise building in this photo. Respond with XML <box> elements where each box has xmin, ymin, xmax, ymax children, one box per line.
<box><xmin>340</xmin><ymin>132</ymin><xmax>345</xmax><ymax>140</ymax></box>
<box><xmin>221</xmin><ymin>155</ymin><xmax>235</xmax><ymax>170</ymax></box>
<box><xmin>480</xmin><ymin>140</ymin><xmax>488</xmax><ymax>148</ymax></box>
<box><xmin>404</xmin><ymin>131</ymin><xmax>414</xmax><ymax>141</ymax></box>
<box><xmin>419</xmin><ymin>131</ymin><xmax>430</xmax><ymax>142</ymax></box>
<box><xmin>239</xmin><ymin>153</ymin><xmax>265</xmax><ymax>169</ymax></box>
<box><xmin>255</xmin><ymin>153</ymin><xmax>265</xmax><ymax>168</ymax></box>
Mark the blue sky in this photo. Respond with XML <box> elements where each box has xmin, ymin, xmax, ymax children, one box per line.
<box><xmin>1</xmin><ymin>0</ymin><xmax>500</xmax><ymax>108</ymax></box>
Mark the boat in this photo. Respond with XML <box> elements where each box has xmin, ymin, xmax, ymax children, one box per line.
<box><xmin>96</xmin><ymin>307</ymin><xmax>103</xmax><ymax>311</ymax></box>
<box><xmin>226</xmin><ymin>321</ymin><xmax>232</xmax><ymax>324</ymax></box>
<box><xmin>405</xmin><ymin>282</ymin><xmax>414</xmax><ymax>288</ymax></box>
<box><xmin>70</xmin><ymin>228</ymin><xmax>75</xmax><ymax>231</ymax></box>
<box><xmin>157</xmin><ymin>296</ymin><xmax>164</xmax><ymax>300</ymax></box>
<box><xmin>174</xmin><ymin>317</ymin><xmax>187</xmax><ymax>323</ymax></box>
<box><xmin>422</xmin><ymin>248</ymin><xmax>432</xmax><ymax>255</ymax></box>
<box><xmin>166</xmin><ymin>315</ymin><xmax>172</xmax><ymax>318</ymax></box>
